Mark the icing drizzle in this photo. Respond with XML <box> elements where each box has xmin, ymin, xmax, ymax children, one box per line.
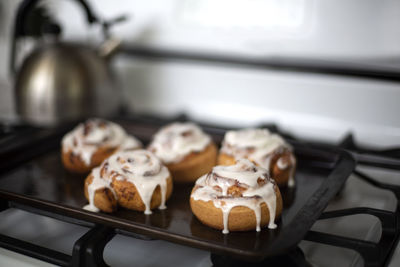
<box><xmin>148</xmin><ymin>122</ymin><xmax>211</xmax><ymax>164</ymax></box>
<box><xmin>83</xmin><ymin>167</ymin><xmax>115</xmax><ymax>212</ymax></box>
<box><xmin>220</xmin><ymin>128</ymin><xmax>296</xmax><ymax>187</ymax></box>
<box><xmin>84</xmin><ymin>150</ymin><xmax>170</xmax><ymax>214</ymax></box>
<box><xmin>191</xmin><ymin>159</ymin><xmax>278</xmax><ymax>234</ymax></box>
<box><xmin>62</xmin><ymin>118</ymin><xmax>142</xmax><ymax>166</ymax></box>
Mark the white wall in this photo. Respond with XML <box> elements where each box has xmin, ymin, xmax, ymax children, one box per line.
<box><xmin>1</xmin><ymin>0</ymin><xmax>400</xmax><ymax>147</ymax></box>
<box><xmin>115</xmin><ymin>57</ymin><xmax>400</xmax><ymax>147</ymax></box>
<box><xmin>54</xmin><ymin>0</ymin><xmax>400</xmax><ymax>59</ymax></box>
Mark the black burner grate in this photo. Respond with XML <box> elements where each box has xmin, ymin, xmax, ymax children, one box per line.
<box><xmin>300</xmin><ymin>133</ymin><xmax>400</xmax><ymax>267</ymax></box>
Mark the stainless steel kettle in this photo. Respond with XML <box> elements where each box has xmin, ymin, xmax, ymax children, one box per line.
<box><xmin>12</xmin><ymin>0</ymin><xmax>124</xmax><ymax>125</ymax></box>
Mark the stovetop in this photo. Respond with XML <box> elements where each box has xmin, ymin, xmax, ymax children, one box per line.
<box><xmin>0</xmin><ymin>118</ymin><xmax>399</xmax><ymax>267</ymax></box>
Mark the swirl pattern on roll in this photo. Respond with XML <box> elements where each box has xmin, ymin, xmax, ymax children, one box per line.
<box><xmin>220</xmin><ymin>128</ymin><xmax>295</xmax><ymax>186</ymax></box>
<box><xmin>84</xmin><ymin>150</ymin><xmax>170</xmax><ymax>214</ymax></box>
<box><xmin>191</xmin><ymin>159</ymin><xmax>278</xmax><ymax>234</ymax></box>
<box><xmin>148</xmin><ymin>122</ymin><xmax>211</xmax><ymax>164</ymax></box>
<box><xmin>62</xmin><ymin>118</ymin><xmax>142</xmax><ymax>165</ymax></box>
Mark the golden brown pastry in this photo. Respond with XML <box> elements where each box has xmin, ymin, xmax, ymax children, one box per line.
<box><xmin>148</xmin><ymin>122</ymin><xmax>217</xmax><ymax>183</ymax></box>
<box><xmin>190</xmin><ymin>159</ymin><xmax>283</xmax><ymax>233</ymax></box>
<box><xmin>83</xmin><ymin>149</ymin><xmax>173</xmax><ymax>214</ymax></box>
<box><xmin>62</xmin><ymin>118</ymin><xmax>142</xmax><ymax>173</ymax></box>
<box><xmin>218</xmin><ymin>128</ymin><xmax>296</xmax><ymax>187</ymax></box>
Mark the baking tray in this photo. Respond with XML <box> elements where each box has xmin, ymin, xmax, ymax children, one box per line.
<box><xmin>0</xmin><ymin>117</ymin><xmax>355</xmax><ymax>261</ymax></box>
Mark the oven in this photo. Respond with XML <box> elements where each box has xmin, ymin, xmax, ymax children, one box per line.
<box><xmin>0</xmin><ymin>1</ymin><xmax>400</xmax><ymax>267</ymax></box>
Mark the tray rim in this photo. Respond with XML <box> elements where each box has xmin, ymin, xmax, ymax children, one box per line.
<box><xmin>0</xmin><ymin>123</ymin><xmax>356</xmax><ymax>261</ymax></box>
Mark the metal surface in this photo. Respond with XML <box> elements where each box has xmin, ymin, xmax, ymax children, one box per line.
<box><xmin>12</xmin><ymin>0</ymin><xmax>121</xmax><ymax>126</ymax></box>
<box><xmin>210</xmin><ymin>247</ymin><xmax>311</xmax><ymax>267</ymax></box>
<box><xmin>15</xmin><ymin>41</ymin><xmax>120</xmax><ymax>125</ymax></box>
<box><xmin>9</xmin><ymin>0</ymin><xmax>99</xmax><ymax>76</ymax></box>
<box><xmin>121</xmin><ymin>45</ymin><xmax>400</xmax><ymax>82</ymax></box>
<box><xmin>0</xmin><ymin>117</ymin><xmax>355</xmax><ymax>262</ymax></box>
<box><xmin>0</xmin><ymin>122</ymin><xmax>74</xmax><ymax>173</ymax></box>
<box><xmin>305</xmin><ymin>205</ymin><xmax>399</xmax><ymax>267</ymax></box>
<box><xmin>0</xmin><ymin>233</ymin><xmax>71</xmax><ymax>266</ymax></box>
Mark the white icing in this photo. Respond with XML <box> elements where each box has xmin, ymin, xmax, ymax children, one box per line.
<box><xmin>83</xmin><ymin>167</ymin><xmax>116</xmax><ymax>212</ymax></box>
<box><xmin>191</xmin><ymin>159</ymin><xmax>278</xmax><ymax>234</ymax></box>
<box><xmin>220</xmin><ymin>128</ymin><xmax>295</xmax><ymax>187</ymax></box>
<box><xmin>288</xmin><ymin>154</ymin><xmax>296</xmax><ymax>187</ymax></box>
<box><xmin>84</xmin><ymin>150</ymin><xmax>170</xmax><ymax>214</ymax></box>
<box><xmin>62</xmin><ymin>119</ymin><xmax>142</xmax><ymax>166</ymax></box>
<box><xmin>148</xmin><ymin>122</ymin><xmax>211</xmax><ymax>164</ymax></box>
<box><xmin>224</xmin><ymin>129</ymin><xmax>285</xmax><ymax>150</ymax></box>
<box><xmin>277</xmin><ymin>157</ymin><xmax>288</xmax><ymax>170</ymax></box>
<box><xmin>118</xmin><ymin>135</ymin><xmax>143</xmax><ymax>151</ymax></box>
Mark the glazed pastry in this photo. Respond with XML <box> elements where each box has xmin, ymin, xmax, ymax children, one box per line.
<box><xmin>148</xmin><ymin>122</ymin><xmax>217</xmax><ymax>183</ymax></box>
<box><xmin>218</xmin><ymin>128</ymin><xmax>296</xmax><ymax>187</ymax></box>
<box><xmin>190</xmin><ymin>159</ymin><xmax>282</xmax><ymax>234</ymax></box>
<box><xmin>62</xmin><ymin>118</ymin><xmax>142</xmax><ymax>173</ymax></box>
<box><xmin>84</xmin><ymin>149</ymin><xmax>173</xmax><ymax>214</ymax></box>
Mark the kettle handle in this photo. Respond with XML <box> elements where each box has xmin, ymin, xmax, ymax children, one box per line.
<box><xmin>10</xmin><ymin>0</ymin><xmax>99</xmax><ymax>75</ymax></box>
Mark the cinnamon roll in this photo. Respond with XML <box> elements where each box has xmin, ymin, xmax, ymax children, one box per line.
<box><xmin>84</xmin><ymin>150</ymin><xmax>173</xmax><ymax>214</ymax></box>
<box><xmin>62</xmin><ymin>118</ymin><xmax>142</xmax><ymax>173</ymax></box>
<box><xmin>218</xmin><ymin>128</ymin><xmax>296</xmax><ymax>187</ymax></box>
<box><xmin>148</xmin><ymin>122</ymin><xmax>217</xmax><ymax>183</ymax></box>
<box><xmin>190</xmin><ymin>159</ymin><xmax>283</xmax><ymax>233</ymax></box>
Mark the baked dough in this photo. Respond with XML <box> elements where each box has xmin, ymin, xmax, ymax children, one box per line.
<box><xmin>166</xmin><ymin>143</ymin><xmax>217</xmax><ymax>183</ymax></box>
<box><xmin>218</xmin><ymin>128</ymin><xmax>296</xmax><ymax>187</ymax></box>
<box><xmin>190</xmin><ymin>159</ymin><xmax>283</xmax><ymax>233</ymax></box>
<box><xmin>83</xmin><ymin>150</ymin><xmax>172</xmax><ymax>214</ymax></box>
<box><xmin>62</xmin><ymin>118</ymin><xmax>142</xmax><ymax>173</ymax></box>
<box><xmin>148</xmin><ymin>122</ymin><xmax>217</xmax><ymax>183</ymax></box>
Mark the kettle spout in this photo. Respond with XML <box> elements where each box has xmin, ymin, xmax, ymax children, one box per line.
<box><xmin>98</xmin><ymin>38</ymin><xmax>121</xmax><ymax>59</ymax></box>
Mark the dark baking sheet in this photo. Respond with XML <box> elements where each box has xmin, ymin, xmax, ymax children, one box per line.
<box><xmin>0</xmin><ymin>117</ymin><xmax>355</xmax><ymax>261</ymax></box>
